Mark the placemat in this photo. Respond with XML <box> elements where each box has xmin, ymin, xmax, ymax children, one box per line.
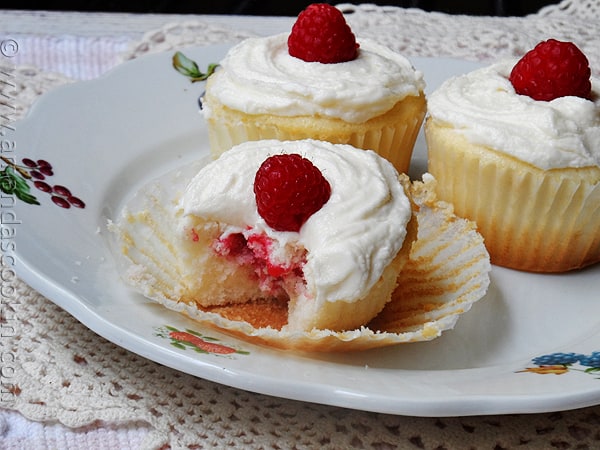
<box><xmin>2</xmin><ymin>2</ymin><xmax>600</xmax><ymax>448</ymax></box>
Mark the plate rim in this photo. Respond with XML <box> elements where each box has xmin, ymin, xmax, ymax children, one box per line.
<box><xmin>9</xmin><ymin>44</ymin><xmax>600</xmax><ymax>417</ymax></box>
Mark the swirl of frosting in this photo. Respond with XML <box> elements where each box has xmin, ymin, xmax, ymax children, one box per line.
<box><xmin>427</xmin><ymin>60</ymin><xmax>600</xmax><ymax>170</ymax></box>
<box><xmin>180</xmin><ymin>139</ymin><xmax>411</xmax><ymax>304</ymax></box>
<box><xmin>204</xmin><ymin>33</ymin><xmax>425</xmax><ymax>123</ymax></box>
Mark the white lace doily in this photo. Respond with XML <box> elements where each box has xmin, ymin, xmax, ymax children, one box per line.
<box><xmin>3</xmin><ymin>2</ymin><xmax>600</xmax><ymax>449</ymax></box>
<box><xmin>122</xmin><ymin>1</ymin><xmax>600</xmax><ymax>76</ymax></box>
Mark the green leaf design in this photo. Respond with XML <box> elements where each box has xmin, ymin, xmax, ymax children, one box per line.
<box><xmin>172</xmin><ymin>51</ymin><xmax>218</xmax><ymax>82</ymax></box>
<box><xmin>1</xmin><ymin>167</ymin><xmax>39</xmax><ymax>204</ymax></box>
<box><xmin>12</xmin><ymin>169</ymin><xmax>30</xmax><ymax>192</ymax></box>
<box><xmin>185</xmin><ymin>328</ymin><xmax>204</xmax><ymax>337</ymax></box>
<box><xmin>0</xmin><ymin>167</ymin><xmax>17</xmax><ymax>195</ymax></box>
<box><xmin>15</xmin><ymin>189</ymin><xmax>40</xmax><ymax>205</ymax></box>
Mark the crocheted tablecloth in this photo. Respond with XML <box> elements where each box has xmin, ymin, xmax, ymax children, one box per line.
<box><xmin>2</xmin><ymin>2</ymin><xmax>600</xmax><ymax>448</ymax></box>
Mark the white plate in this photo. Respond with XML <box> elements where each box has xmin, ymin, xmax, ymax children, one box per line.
<box><xmin>7</xmin><ymin>45</ymin><xmax>600</xmax><ymax>417</ymax></box>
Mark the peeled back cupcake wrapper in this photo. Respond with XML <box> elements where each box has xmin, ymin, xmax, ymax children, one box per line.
<box><xmin>109</xmin><ymin>158</ymin><xmax>491</xmax><ymax>352</ymax></box>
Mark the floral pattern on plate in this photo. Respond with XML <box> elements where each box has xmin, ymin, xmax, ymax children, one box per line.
<box><xmin>519</xmin><ymin>352</ymin><xmax>600</xmax><ymax>378</ymax></box>
<box><xmin>172</xmin><ymin>51</ymin><xmax>218</xmax><ymax>83</ymax></box>
<box><xmin>0</xmin><ymin>156</ymin><xmax>85</xmax><ymax>208</ymax></box>
<box><xmin>156</xmin><ymin>325</ymin><xmax>250</xmax><ymax>357</ymax></box>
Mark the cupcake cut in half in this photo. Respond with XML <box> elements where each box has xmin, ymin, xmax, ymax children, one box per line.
<box><xmin>110</xmin><ymin>139</ymin><xmax>491</xmax><ymax>352</ymax></box>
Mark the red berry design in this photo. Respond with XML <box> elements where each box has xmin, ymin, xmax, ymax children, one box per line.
<box><xmin>53</xmin><ymin>185</ymin><xmax>71</xmax><ymax>197</ymax></box>
<box><xmin>509</xmin><ymin>39</ymin><xmax>592</xmax><ymax>102</ymax></box>
<box><xmin>34</xmin><ymin>181</ymin><xmax>52</xmax><ymax>192</ymax></box>
<box><xmin>22</xmin><ymin>158</ymin><xmax>37</xmax><ymax>168</ymax></box>
<box><xmin>50</xmin><ymin>185</ymin><xmax>86</xmax><ymax>209</ymax></box>
<box><xmin>52</xmin><ymin>195</ymin><xmax>71</xmax><ymax>209</ymax></box>
<box><xmin>30</xmin><ymin>170</ymin><xmax>45</xmax><ymax>180</ymax></box>
<box><xmin>68</xmin><ymin>196</ymin><xmax>85</xmax><ymax>209</ymax></box>
<box><xmin>254</xmin><ymin>153</ymin><xmax>331</xmax><ymax>232</ymax></box>
<box><xmin>5</xmin><ymin>156</ymin><xmax>85</xmax><ymax>209</ymax></box>
<box><xmin>288</xmin><ymin>3</ymin><xmax>359</xmax><ymax>64</ymax></box>
<box><xmin>38</xmin><ymin>166</ymin><xmax>54</xmax><ymax>176</ymax></box>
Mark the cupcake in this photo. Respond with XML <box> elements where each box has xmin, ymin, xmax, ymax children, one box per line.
<box><xmin>425</xmin><ymin>39</ymin><xmax>600</xmax><ymax>272</ymax></box>
<box><xmin>156</xmin><ymin>139</ymin><xmax>416</xmax><ymax>333</ymax></box>
<box><xmin>202</xmin><ymin>3</ymin><xmax>426</xmax><ymax>175</ymax></box>
<box><xmin>110</xmin><ymin>139</ymin><xmax>491</xmax><ymax>352</ymax></box>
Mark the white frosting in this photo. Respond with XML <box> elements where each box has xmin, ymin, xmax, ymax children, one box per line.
<box><xmin>179</xmin><ymin>139</ymin><xmax>411</xmax><ymax>304</ymax></box>
<box><xmin>204</xmin><ymin>33</ymin><xmax>425</xmax><ymax>123</ymax></box>
<box><xmin>427</xmin><ymin>60</ymin><xmax>600</xmax><ymax>170</ymax></box>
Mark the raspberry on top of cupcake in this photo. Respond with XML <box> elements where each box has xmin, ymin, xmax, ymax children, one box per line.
<box><xmin>202</xmin><ymin>3</ymin><xmax>426</xmax><ymax>175</ymax></box>
<box><xmin>425</xmin><ymin>39</ymin><xmax>600</xmax><ymax>272</ymax></box>
<box><xmin>509</xmin><ymin>39</ymin><xmax>592</xmax><ymax>102</ymax></box>
<box><xmin>287</xmin><ymin>2</ymin><xmax>359</xmax><ymax>64</ymax></box>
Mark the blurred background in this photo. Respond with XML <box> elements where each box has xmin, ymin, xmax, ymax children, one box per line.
<box><xmin>9</xmin><ymin>1</ymin><xmax>562</xmax><ymax>17</ymax></box>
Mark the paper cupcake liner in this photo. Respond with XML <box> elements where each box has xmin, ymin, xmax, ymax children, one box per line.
<box><xmin>109</xmin><ymin>162</ymin><xmax>491</xmax><ymax>352</ymax></box>
<box><xmin>426</xmin><ymin>120</ymin><xmax>600</xmax><ymax>272</ymax></box>
<box><xmin>205</xmin><ymin>94</ymin><xmax>426</xmax><ymax>175</ymax></box>
<box><xmin>347</xmin><ymin>115</ymin><xmax>424</xmax><ymax>176</ymax></box>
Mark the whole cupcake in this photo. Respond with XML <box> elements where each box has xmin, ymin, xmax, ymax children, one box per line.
<box><xmin>202</xmin><ymin>3</ymin><xmax>426</xmax><ymax>175</ymax></box>
<box><xmin>425</xmin><ymin>39</ymin><xmax>600</xmax><ymax>272</ymax></box>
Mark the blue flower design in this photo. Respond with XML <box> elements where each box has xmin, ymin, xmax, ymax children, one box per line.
<box><xmin>532</xmin><ymin>352</ymin><xmax>583</xmax><ymax>366</ymax></box>
<box><xmin>521</xmin><ymin>351</ymin><xmax>600</xmax><ymax>378</ymax></box>
<box><xmin>579</xmin><ymin>352</ymin><xmax>600</xmax><ymax>368</ymax></box>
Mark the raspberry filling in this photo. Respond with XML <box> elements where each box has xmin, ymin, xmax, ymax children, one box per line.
<box><xmin>211</xmin><ymin>230</ymin><xmax>307</xmax><ymax>296</ymax></box>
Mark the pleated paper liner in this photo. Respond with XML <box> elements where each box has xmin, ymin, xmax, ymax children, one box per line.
<box><xmin>204</xmin><ymin>89</ymin><xmax>426</xmax><ymax>175</ymax></box>
<box><xmin>426</xmin><ymin>119</ymin><xmax>600</xmax><ymax>272</ymax></box>
<box><xmin>109</xmin><ymin>161</ymin><xmax>491</xmax><ymax>352</ymax></box>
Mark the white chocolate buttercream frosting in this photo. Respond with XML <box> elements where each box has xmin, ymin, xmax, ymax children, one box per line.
<box><xmin>427</xmin><ymin>60</ymin><xmax>600</xmax><ymax>170</ymax></box>
<box><xmin>203</xmin><ymin>33</ymin><xmax>425</xmax><ymax>123</ymax></box>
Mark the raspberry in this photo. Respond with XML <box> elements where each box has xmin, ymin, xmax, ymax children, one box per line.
<box><xmin>254</xmin><ymin>153</ymin><xmax>331</xmax><ymax>232</ymax></box>
<box><xmin>288</xmin><ymin>3</ymin><xmax>359</xmax><ymax>64</ymax></box>
<box><xmin>509</xmin><ymin>39</ymin><xmax>592</xmax><ymax>101</ymax></box>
